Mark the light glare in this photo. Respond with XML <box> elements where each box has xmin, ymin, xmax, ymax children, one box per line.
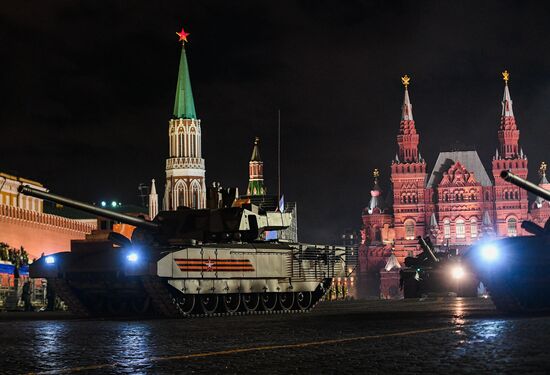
<box><xmin>481</xmin><ymin>244</ymin><xmax>499</xmax><ymax>261</ymax></box>
<box><xmin>127</xmin><ymin>252</ymin><xmax>138</xmax><ymax>262</ymax></box>
<box><xmin>451</xmin><ymin>265</ymin><xmax>465</xmax><ymax>279</ymax></box>
<box><xmin>45</xmin><ymin>256</ymin><xmax>55</xmax><ymax>264</ymax></box>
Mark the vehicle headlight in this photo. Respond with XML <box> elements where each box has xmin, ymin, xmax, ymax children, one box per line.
<box><xmin>451</xmin><ymin>265</ymin><xmax>465</xmax><ymax>279</ymax></box>
<box><xmin>126</xmin><ymin>252</ymin><xmax>139</xmax><ymax>263</ymax></box>
<box><xmin>480</xmin><ymin>244</ymin><xmax>499</xmax><ymax>262</ymax></box>
<box><xmin>45</xmin><ymin>256</ymin><xmax>55</xmax><ymax>265</ymax></box>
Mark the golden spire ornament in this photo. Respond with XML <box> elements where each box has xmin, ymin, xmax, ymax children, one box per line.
<box><xmin>373</xmin><ymin>168</ymin><xmax>380</xmax><ymax>178</ymax></box>
<box><xmin>540</xmin><ymin>161</ymin><xmax>547</xmax><ymax>177</ymax></box>
<box><xmin>502</xmin><ymin>70</ymin><xmax>510</xmax><ymax>83</ymax></box>
<box><xmin>401</xmin><ymin>74</ymin><xmax>410</xmax><ymax>88</ymax></box>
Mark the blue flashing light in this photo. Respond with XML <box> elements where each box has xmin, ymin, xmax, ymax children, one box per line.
<box><xmin>45</xmin><ymin>256</ymin><xmax>55</xmax><ymax>265</ymax></box>
<box><xmin>481</xmin><ymin>244</ymin><xmax>499</xmax><ymax>262</ymax></box>
<box><xmin>127</xmin><ymin>252</ymin><xmax>139</xmax><ymax>263</ymax></box>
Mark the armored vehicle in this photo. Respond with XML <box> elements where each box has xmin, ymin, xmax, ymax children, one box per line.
<box><xmin>21</xmin><ymin>185</ymin><xmax>351</xmax><ymax>317</ymax></box>
<box><xmin>464</xmin><ymin>170</ymin><xmax>550</xmax><ymax>313</ymax></box>
<box><xmin>400</xmin><ymin>237</ymin><xmax>478</xmax><ymax>298</ymax></box>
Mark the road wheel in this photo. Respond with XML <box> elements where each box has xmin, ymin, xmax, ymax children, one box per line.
<box><xmin>176</xmin><ymin>294</ymin><xmax>196</xmax><ymax>315</ymax></box>
<box><xmin>223</xmin><ymin>294</ymin><xmax>241</xmax><ymax>313</ymax></box>
<box><xmin>260</xmin><ymin>293</ymin><xmax>278</xmax><ymax>311</ymax></box>
<box><xmin>199</xmin><ymin>295</ymin><xmax>219</xmax><ymax>315</ymax></box>
<box><xmin>279</xmin><ymin>292</ymin><xmax>294</xmax><ymax>311</ymax></box>
<box><xmin>130</xmin><ymin>295</ymin><xmax>151</xmax><ymax>314</ymax></box>
<box><xmin>107</xmin><ymin>296</ymin><xmax>128</xmax><ymax>315</ymax></box>
<box><xmin>296</xmin><ymin>291</ymin><xmax>313</xmax><ymax>310</ymax></box>
<box><xmin>242</xmin><ymin>293</ymin><xmax>260</xmax><ymax>312</ymax></box>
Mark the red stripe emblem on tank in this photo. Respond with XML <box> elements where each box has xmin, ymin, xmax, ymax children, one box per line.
<box><xmin>174</xmin><ymin>257</ymin><xmax>255</xmax><ymax>272</ymax></box>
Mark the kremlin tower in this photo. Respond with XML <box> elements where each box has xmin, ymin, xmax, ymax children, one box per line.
<box><xmin>491</xmin><ymin>71</ymin><xmax>529</xmax><ymax>236</ymax></box>
<box><xmin>247</xmin><ymin>137</ymin><xmax>267</xmax><ymax>196</ymax></box>
<box><xmin>390</xmin><ymin>75</ymin><xmax>427</xmax><ymax>259</ymax></box>
<box><xmin>162</xmin><ymin>28</ymin><xmax>206</xmax><ymax>210</ymax></box>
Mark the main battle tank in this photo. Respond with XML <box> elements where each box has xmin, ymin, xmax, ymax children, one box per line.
<box><xmin>464</xmin><ymin>170</ymin><xmax>550</xmax><ymax>313</ymax></box>
<box><xmin>21</xmin><ymin>185</ymin><xmax>352</xmax><ymax>317</ymax></box>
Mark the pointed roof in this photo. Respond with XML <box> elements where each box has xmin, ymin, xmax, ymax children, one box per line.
<box><xmin>173</xmin><ymin>46</ymin><xmax>197</xmax><ymax>119</ymax></box>
<box><xmin>427</xmin><ymin>151</ymin><xmax>492</xmax><ymax>188</ymax></box>
<box><xmin>401</xmin><ymin>87</ymin><xmax>414</xmax><ymax>121</ymax></box>
<box><xmin>502</xmin><ymin>80</ymin><xmax>514</xmax><ymax>118</ymax></box>
<box><xmin>430</xmin><ymin>213</ymin><xmax>438</xmax><ymax>228</ymax></box>
<box><xmin>251</xmin><ymin>137</ymin><xmax>262</xmax><ymax>162</ymax></box>
<box><xmin>150</xmin><ymin>179</ymin><xmax>157</xmax><ymax>195</ymax></box>
<box><xmin>384</xmin><ymin>254</ymin><xmax>401</xmax><ymax>271</ymax></box>
<box><xmin>482</xmin><ymin>210</ymin><xmax>493</xmax><ymax>226</ymax></box>
<box><xmin>367</xmin><ymin>169</ymin><xmax>385</xmax><ymax>214</ymax></box>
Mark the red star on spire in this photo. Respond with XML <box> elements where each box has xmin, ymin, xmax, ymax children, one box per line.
<box><xmin>176</xmin><ymin>27</ymin><xmax>190</xmax><ymax>44</ymax></box>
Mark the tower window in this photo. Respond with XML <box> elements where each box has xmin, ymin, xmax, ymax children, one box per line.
<box><xmin>456</xmin><ymin>219</ymin><xmax>465</xmax><ymax>239</ymax></box>
<box><xmin>470</xmin><ymin>218</ymin><xmax>478</xmax><ymax>238</ymax></box>
<box><xmin>404</xmin><ymin>220</ymin><xmax>415</xmax><ymax>240</ymax></box>
<box><xmin>443</xmin><ymin>219</ymin><xmax>451</xmax><ymax>239</ymax></box>
<box><xmin>507</xmin><ymin>218</ymin><xmax>517</xmax><ymax>237</ymax></box>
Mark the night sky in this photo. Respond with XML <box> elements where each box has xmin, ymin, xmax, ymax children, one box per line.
<box><xmin>2</xmin><ymin>1</ymin><xmax>550</xmax><ymax>244</ymax></box>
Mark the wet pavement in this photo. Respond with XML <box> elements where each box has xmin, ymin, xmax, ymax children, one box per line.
<box><xmin>2</xmin><ymin>297</ymin><xmax>550</xmax><ymax>374</ymax></box>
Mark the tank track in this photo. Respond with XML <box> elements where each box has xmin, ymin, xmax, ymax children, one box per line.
<box><xmin>486</xmin><ymin>280</ymin><xmax>523</xmax><ymax>313</ymax></box>
<box><xmin>49</xmin><ymin>278</ymin><xmax>91</xmax><ymax>317</ymax></box>
<box><xmin>142</xmin><ymin>278</ymin><xmax>331</xmax><ymax>319</ymax></box>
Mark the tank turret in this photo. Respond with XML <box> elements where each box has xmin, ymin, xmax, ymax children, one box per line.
<box><xmin>18</xmin><ymin>185</ymin><xmax>292</xmax><ymax>244</ymax></box>
<box><xmin>463</xmin><ymin>170</ymin><xmax>550</xmax><ymax>313</ymax></box>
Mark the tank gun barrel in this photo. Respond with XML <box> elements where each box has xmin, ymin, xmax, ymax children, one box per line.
<box><xmin>418</xmin><ymin>236</ymin><xmax>439</xmax><ymax>263</ymax></box>
<box><xmin>500</xmin><ymin>170</ymin><xmax>550</xmax><ymax>202</ymax></box>
<box><xmin>18</xmin><ymin>185</ymin><xmax>159</xmax><ymax>230</ymax></box>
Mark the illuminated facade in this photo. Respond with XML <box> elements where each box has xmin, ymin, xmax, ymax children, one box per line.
<box><xmin>0</xmin><ymin>172</ymin><xmax>95</xmax><ymax>259</ymax></box>
<box><xmin>161</xmin><ymin>31</ymin><xmax>206</xmax><ymax>211</ymax></box>
<box><xmin>357</xmin><ymin>73</ymin><xmax>550</xmax><ymax>297</ymax></box>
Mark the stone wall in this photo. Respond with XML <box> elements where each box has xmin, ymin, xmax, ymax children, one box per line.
<box><xmin>0</xmin><ymin>204</ymin><xmax>95</xmax><ymax>259</ymax></box>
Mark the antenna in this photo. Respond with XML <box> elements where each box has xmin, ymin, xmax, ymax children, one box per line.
<box><xmin>278</xmin><ymin>109</ymin><xmax>281</xmax><ymax>201</ymax></box>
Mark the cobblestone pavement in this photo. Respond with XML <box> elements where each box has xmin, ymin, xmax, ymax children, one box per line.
<box><xmin>2</xmin><ymin>298</ymin><xmax>550</xmax><ymax>374</ymax></box>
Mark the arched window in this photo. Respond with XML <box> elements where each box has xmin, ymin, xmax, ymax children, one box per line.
<box><xmin>404</xmin><ymin>220</ymin><xmax>415</xmax><ymax>240</ymax></box>
<box><xmin>456</xmin><ymin>219</ymin><xmax>465</xmax><ymax>239</ymax></box>
<box><xmin>443</xmin><ymin>219</ymin><xmax>451</xmax><ymax>239</ymax></box>
<box><xmin>504</xmin><ymin>191</ymin><xmax>509</xmax><ymax>200</ymax></box>
<box><xmin>190</xmin><ymin>129</ymin><xmax>197</xmax><ymax>158</ymax></box>
<box><xmin>191</xmin><ymin>182</ymin><xmax>201</xmax><ymax>209</ymax></box>
<box><xmin>515</xmin><ymin>191</ymin><xmax>519</xmax><ymax>200</ymax></box>
<box><xmin>485</xmin><ymin>191</ymin><xmax>490</xmax><ymax>201</ymax></box>
<box><xmin>470</xmin><ymin>218</ymin><xmax>478</xmax><ymax>238</ymax></box>
<box><xmin>507</xmin><ymin>218</ymin><xmax>517</xmax><ymax>237</ymax></box>
<box><xmin>175</xmin><ymin>182</ymin><xmax>187</xmax><ymax>208</ymax></box>
<box><xmin>445</xmin><ymin>193</ymin><xmax>449</xmax><ymax>202</ymax></box>
<box><xmin>460</xmin><ymin>193</ymin><xmax>464</xmax><ymax>201</ymax></box>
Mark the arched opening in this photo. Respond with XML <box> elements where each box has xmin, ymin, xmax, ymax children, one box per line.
<box><xmin>404</xmin><ymin>219</ymin><xmax>415</xmax><ymax>240</ymax></box>
<box><xmin>443</xmin><ymin>219</ymin><xmax>451</xmax><ymax>239</ymax></box>
<box><xmin>191</xmin><ymin>182</ymin><xmax>200</xmax><ymax>209</ymax></box>
<box><xmin>456</xmin><ymin>218</ymin><xmax>465</xmax><ymax>239</ymax></box>
<box><xmin>470</xmin><ymin>218</ymin><xmax>478</xmax><ymax>238</ymax></box>
<box><xmin>507</xmin><ymin>217</ymin><xmax>517</xmax><ymax>237</ymax></box>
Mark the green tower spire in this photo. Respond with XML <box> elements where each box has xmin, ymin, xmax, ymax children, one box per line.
<box><xmin>173</xmin><ymin>45</ymin><xmax>196</xmax><ymax>119</ymax></box>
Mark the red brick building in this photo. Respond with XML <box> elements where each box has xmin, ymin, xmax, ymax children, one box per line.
<box><xmin>358</xmin><ymin>73</ymin><xmax>550</xmax><ymax>298</ymax></box>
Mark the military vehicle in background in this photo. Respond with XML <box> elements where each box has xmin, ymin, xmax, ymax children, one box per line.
<box><xmin>463</xmin><ymin>170</ymin><xmax>550</xmax><ymax>313</ymax></box>
<box><xmin>21</xmin><ymin>185</ymin><xmax>351</xmax><ymax>317</ymax></box>
<box><xmin>400</xmin><ymin>237</ymin><xmax>478</xmax><ymax>298</ymax></box>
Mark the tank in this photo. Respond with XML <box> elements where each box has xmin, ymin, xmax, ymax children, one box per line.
<box><xmin>400</xmin><ymin>237</ymin><xmax>478</xmax><ymax>298</ymax></box>
<box><xmin>463</xmin><ymin>170</ymin><xmax>550</xmax><ymax>312</ymax></box>
<box><xmin>20</xmin><ymin>185</ymin><xmax>351</xmax><ymax>317</ymax></box>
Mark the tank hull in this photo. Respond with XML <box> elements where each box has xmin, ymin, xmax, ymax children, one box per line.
<box><xmin>464</xmin><ymin>234</ymin><xmax>550</xmax><ymax>313</ymax></box>
<box><xmin>30</xmin><ymin>241</ymin><xmax>348</xmax><ymax>317</ymax></box>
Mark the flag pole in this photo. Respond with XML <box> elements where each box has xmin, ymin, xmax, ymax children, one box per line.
<box><xmin>278</xmin><ymin>109</ymin><xmax>281</xmax><ymax>203</ymax></box>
